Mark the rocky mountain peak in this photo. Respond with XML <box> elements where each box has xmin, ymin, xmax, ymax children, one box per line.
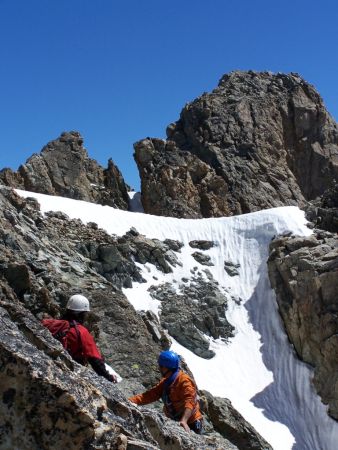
<box><xmin>135</xmin><ymin>70</ymin><xmax>338</xmax><ymax>218</ymax></box>
<box><xmin>0</xmin><ymin>131</ymin><xmax>130</xmax><ymax>210</ymax></box>
<box><xmin>57</xmin><ymin>130</ymin><xmax>84</xmax><ymax>146</ymax></box>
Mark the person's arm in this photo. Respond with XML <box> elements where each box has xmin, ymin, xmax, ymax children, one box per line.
<box><xmin>80</xmin><ymin>327</ymin><xmax>117</xmax><ymax>382</ymax></box>
<box><xmin>178</xmin><ymin>377</ymin><xmax>197</xmax><ymax>430</ymax></box>
<box><xmin>88</xmin><ymin>357</ymin><xmax>117</xmax><ymax>383</ymax></box>
<box><xmin>129</xmin><ymin>380</ymin><xmax>164</xmax><ymax>405</ymax></box>
<box><xmin>179</xmin><ymin>408</ymin><xmax>193</xmax><ymax>432</ymax></box>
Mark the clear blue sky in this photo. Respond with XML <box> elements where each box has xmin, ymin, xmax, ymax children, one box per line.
<box><xmin>0</xmin><ymin>0</ymin><xmax>337</xmax><ymax>190</ymax></box>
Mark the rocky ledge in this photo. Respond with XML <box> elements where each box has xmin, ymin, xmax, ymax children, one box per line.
<box><xmin>306</xmin><ymin>182</ymin><xmax>338</xmax><ymax>233</ymax></box>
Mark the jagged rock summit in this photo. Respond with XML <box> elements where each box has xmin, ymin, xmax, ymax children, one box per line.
<box><xmin>134</xmin><ymin>70</ymin><xmax>338</xmax><ymax>218</ymax></box>
<box><xmin>0</xmin><ymin>131</ymin><xmax>130</xmax><ymax>209</ymax></box>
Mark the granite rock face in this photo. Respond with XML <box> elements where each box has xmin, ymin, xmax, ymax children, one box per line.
<box><xmin>0</xmin><ymin>131</ymin><xmax>130</xmax><ymax>209</ymax></box>
<box><xmin>135</xmin><ymin>71</ymin><xmax>338</xmax><ymax>218</ymax></box>
<box><xmin>268</xmin><ymin>230</ymin><xmax>338</xmax><ymax>420</ymax></box>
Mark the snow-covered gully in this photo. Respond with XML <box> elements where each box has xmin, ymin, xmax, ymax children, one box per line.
<box><xmin>17</xmin><ymin>190</ymin><xmax>338</xmax><ymax>450</ymax></box>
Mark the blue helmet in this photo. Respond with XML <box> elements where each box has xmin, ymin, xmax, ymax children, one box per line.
<box><xmin>158</xmin><ymin>351</ymin><xmax>180</xmax><ymax>370</ymax></box>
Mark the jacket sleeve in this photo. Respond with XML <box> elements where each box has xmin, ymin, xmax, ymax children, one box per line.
<box><xmin>179</xmin><ymin>377</ymin><xmax>197</xmax><ymax>411</ymax></box>
<box><xmin>80</xmin><ymin>328</ymin><xmax>102</xmax><ymax>359</ymax></box>
<box><xmin>129</xmin><ymin>379</ymin><xmax>165</xmax><ymax>405</ymax></box>
<box><xmin>88</xmin><ymin>357</ymin><xmax>115</xmax><ymax>382</ymax></box>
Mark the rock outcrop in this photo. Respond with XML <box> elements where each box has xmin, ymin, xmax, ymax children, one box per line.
<box><xmin>135</xmin><ymin>71</ymin><xmax>338</xmax><ymax>218</ymax></box>
<box><xmin>0</xmin><ymin>131</ymin><xmax>130</xmax><ymax>209</ymax></box>
<box><xmin>201</xmin><ymin>391</ymin><xmax>273</xmax><ymax>450</ymax></box>
<box><xmin>75</xmin><ymin>225</ymin><xmax>182</xmax><ymax>289</ymax></box>
<box><xmin>149</xmin><ymin>273</ymin><xmax>234</xmax><ymax>359</ymax></box>
<box><xmin>268</xmin><ymin>230</ymin><xmax>338</xmax><ymax>420</ymax></box>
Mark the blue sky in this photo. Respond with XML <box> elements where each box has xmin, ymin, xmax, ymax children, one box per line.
<box><xmin>0</xmin><ymin>0</ymin><xmax>337</xmax><ymax>190</ymax></box>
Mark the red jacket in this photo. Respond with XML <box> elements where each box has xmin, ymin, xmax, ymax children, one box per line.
<box><xmin>42</xmin><ymin>319</ymin><xmax>101</xmax><ymax>362</ymax></box>
<box><xmin>41</xmin><ymin>319</ymin><xmax>115</xmax><ymax>382</ymax></box>
<box><xmin>129</xmin><ymin>370</ymin><xmax>202</xmax><ymax>424</ymax></box>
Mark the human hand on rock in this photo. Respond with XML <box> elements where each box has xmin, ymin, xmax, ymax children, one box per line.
<box><xmin>179</xmin><ymin>421</ymin><xmax>190</xmax><ymax>432</ymax></box>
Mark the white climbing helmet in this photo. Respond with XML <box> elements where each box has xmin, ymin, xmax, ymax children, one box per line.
<box><xmin>66</xmin><ymin>294</ymin><xmax>90</xmax><ymax>312</ymax></box>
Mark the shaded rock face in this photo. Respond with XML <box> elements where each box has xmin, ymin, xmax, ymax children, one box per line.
<box><xmin>135</xmin><ymin>71</ymin><xmax>338</xmax><ymax>218</ymax></box>
<box><xmin>268</xmin><ymin>230</ymin><xmax>338</xmax><ymax>420</ymax></box>
<box><xmin>0</xmin><ymin>131</ymin><xmax>130</xmax><ymax>209</ymax></box>
<box><xmin>306</xmin><ymin>182</ymin><xmax>338</xmax><ymax>232</ymax></box>
<box><xmin>149</xmin><ymin>273</ymin><xmax>234</xmax><ymax>359</ymax></box>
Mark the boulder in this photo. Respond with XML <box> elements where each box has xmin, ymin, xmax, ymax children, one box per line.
<box><xmin>224</xmin><ymin>261</ymin><xmax>240</xmax><ymax>277</ymax></box>
<box><xmin>192</xmin><ymin>251</ymin><xmax>214</xmax><ymax>266</ymax></box>
<box><xmin>189</xmin><ymin>240</ymin><xmax>215</xmax><ymax>250</ymax></box>
<box><xmin>201</xmin><ymin>391</ymin><xmax>272</xmax><ymax>450</ymax></box>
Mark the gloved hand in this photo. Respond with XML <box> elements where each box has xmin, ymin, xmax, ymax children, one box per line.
<box><xmin>109</xmin><ymin>373</ymin><xmax>118</xmax><ymax>383</ymax></box>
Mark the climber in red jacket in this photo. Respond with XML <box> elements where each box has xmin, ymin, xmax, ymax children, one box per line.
<box><xmin>42</xmin><ymin>294</ymin><xmax>117</xmax><ymax>383</ymax></box>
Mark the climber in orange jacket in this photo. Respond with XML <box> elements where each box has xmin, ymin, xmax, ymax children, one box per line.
<box><xmin>129</xmin><ymin>350</ymin><xmax>203</xmax><ymax>433</ymax></box>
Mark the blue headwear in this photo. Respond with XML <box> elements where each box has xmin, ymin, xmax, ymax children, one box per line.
<box><xmin>158</xmin><ymin>350</ymin><xmax>180</xmax><ymax>370</ymax></box>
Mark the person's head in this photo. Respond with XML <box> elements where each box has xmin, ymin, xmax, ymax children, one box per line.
<box><xmin>64</xmin><ymin>294</ymin><xmax>90</xmax><ymax>323</ymax></box>
<box><xmin>158</xmin><ymin>350</ymin><xmax>180</xmax><ymax>376</ymax></box>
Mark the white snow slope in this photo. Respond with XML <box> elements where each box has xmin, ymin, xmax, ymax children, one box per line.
<box><xmin>17</xmin><ymin>190</ymin><xmax>338</xmax><ymax>450</ymax></box>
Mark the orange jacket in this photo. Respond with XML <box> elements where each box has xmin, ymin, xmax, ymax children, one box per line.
<box><xmin>129</xmin><ymin>370</ymin><xmax>202</xmax><ymax>424</ymax></box>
